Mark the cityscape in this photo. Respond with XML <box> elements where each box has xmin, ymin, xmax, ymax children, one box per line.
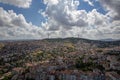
<box><xmin>0</xmin><ymin>38</ymin><xmax>120</xmax><ymax>80</ymax></box>
<box><xmin>0</xmin><ymin>0</ymin><xmax>120</xmax><ymax>80</ymax></box>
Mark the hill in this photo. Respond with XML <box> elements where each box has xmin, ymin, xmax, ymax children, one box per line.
<box><xmin>0</xmin><ymin>38</ymin><xmax>120</xmax><ymax>80</ymax></box>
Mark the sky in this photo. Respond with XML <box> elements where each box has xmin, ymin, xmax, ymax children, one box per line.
<box><xmin>0</xmin><ymin>0</ymin><xmax>120</xmax><ymax>40</ymax></box>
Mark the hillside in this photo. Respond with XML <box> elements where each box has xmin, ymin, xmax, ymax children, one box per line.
<box><xmin>0</xmin><ymin>38</ymin><xmax>120</xmax><ymax>55</ymax></box>
<box><xmin>0</xmin><ymin>38</ymin><xmax>120</xmax><ymax>80</ymax></box>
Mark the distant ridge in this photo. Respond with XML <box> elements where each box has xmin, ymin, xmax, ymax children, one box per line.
<box><xmin>100</xmin><ymin>38</ymin><xmax>120</xmax><ymax>41</ymax></box>
<box><xmin>0</xmin><ymin>37</ymin><xmax>119</xmax><ymax>56</ymax></box>
<box><xmin>0</xmin><ymin>37</ymin><xmax>120</xmax><ymax>42</ymax></box>
<box><xmin>43</xmin><ymin>37</ymin><xmax>120</xmax><ymax>42</ymax></box>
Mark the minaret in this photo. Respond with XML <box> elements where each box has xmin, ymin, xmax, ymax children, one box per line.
<box><xmin>47</xmin><ymin>33</ymin><xmax>50</xmax><ymax>39</ymax></box>
<box><xmin>78</xmin><ymin>34</ymin><xmax>80</xmax><ymax>38</ymax></box>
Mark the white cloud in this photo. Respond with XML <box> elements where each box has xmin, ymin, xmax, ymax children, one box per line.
<box><xmin>100</xmin><ymin>0</ymin><xmax>120</xmax><ymax>20</ymax></box>
<box><xmin>0</xmin><ymin>0</ymin><xmax>120</xmax><ymax>40</ymax></box>
<box><xmin>0</xmin><ymin>7</ymin><xmax>45</xmax><ymax>40</ymax></box>
<box><xmin>83</xmin><ymin>0</ymin><xmax>94</xmax><ymax>6</ymax></box>
<box><xmin>40</xmin><ymin>0</ymin><xmax>120</xmax><ymax>39</ymax></box>
<box><xmin>0</xmin><ymin>0</ymin><xmax>32</xmax><ymax>8</ymax></box>
<box><xmin>41</xmin><ymin>0</ymin><xmax>88</xmax><ymax>31</ymax></box>
<box><xmin>87</xmin><ymin>9</ymin><xmax>109</xmax><ymax>27</ymax></box>
<box><xmin>44</xmin><ymin>0</ymin><xmax>59</xmax><ymax>5</ymax></box>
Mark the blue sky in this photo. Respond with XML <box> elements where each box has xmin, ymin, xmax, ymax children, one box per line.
<box><xmin>78</xmin><ymin>0</ymin><xmax>106</xmax><ymax>14</ymax></box>
<box><xmin>0</xmin><ymin>0</ymin><xmax>46</xmax><ymax>26</ymax></box>
<box><xmin>0</xmin><ymin>0</ymin><xmax>106</xmax><ymax>26</ymax></box>
<box><xmin>0</xmin><ymin>0</ymin><xmax>119</xmax><ymax>40</ymax></box>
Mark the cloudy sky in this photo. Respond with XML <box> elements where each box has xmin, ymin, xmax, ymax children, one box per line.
<box><xmin>0</xmin><ymin>0</ymin><xmax>120</xmax><ymax>40</ymax></box>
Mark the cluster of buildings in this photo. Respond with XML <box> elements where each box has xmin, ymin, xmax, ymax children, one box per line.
<box><xmin>0</xmin><ymin>40</ymin><xmax>120</xmax><ymax>80</ymax></box>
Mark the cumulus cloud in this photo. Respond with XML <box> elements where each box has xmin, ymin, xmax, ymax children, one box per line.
<box><xmin>87</xmin><ymin>9</ymin><xmax>109</xmax><ymax>27</ymax></box>
<box><xmin>42</xmin><ymin>0</ymin><xmax>109</xmax><ymax>31</ymax></box>
<box><xmin>41</xmin><ymin>0</ymin><xmax>120</xmax><ymax>39</ymax></box>
<box><xmin>0</xmin><ymin>0</ymin><xmax>32</xmax><ymax>8</ymax></box>
<box><xmin>0</xmin><ymin>7</ymin><xmax>45</xmax><ymax>40</ymax></box>
<box><xmin>100</xmin><ymin>0</ymin><xmax>120</xmax><ymax>20</ymax></box>
<box><xmin>42</xmin><ymin>0</ymin><xmax>88</xmax><ymax>31</ymax></box>
<box><xmin>0</xmin><ymin>0</ymin><xmax>120</xmax><ymax>40</ymax></box>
